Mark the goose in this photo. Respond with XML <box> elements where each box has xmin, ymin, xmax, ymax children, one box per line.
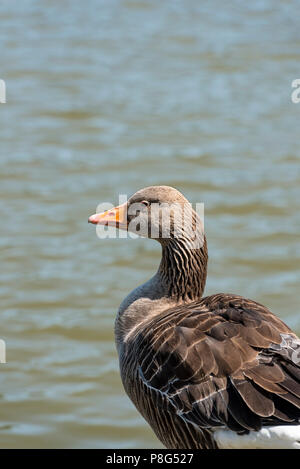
<box><xmin>88</xmin><ymin>186</ymin><xmax>300</xmax><ymax>449</ymax></box>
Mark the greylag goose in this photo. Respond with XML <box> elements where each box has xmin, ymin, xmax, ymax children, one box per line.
<box><xmin>89</xmin><ymin>186</ymin><xmax>300</xmax><ymax>449</ymax></box>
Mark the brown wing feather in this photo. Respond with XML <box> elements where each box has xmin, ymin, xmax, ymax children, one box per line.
<box><xmin>134</xmin><ymin>293</ymin><xmax>300</xmax><ymax>433</ymax></box>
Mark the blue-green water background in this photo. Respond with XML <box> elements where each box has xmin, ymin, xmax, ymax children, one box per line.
<box><xmin>0</xmin><ymin>0</ymin><xmax>299</xmax><ymax>448</ymax></box>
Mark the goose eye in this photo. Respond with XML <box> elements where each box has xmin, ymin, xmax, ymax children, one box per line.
<box><xmin>141</xmin><ymin>200</ymin><xmax>150</xmax><ymax>207</ymax></box>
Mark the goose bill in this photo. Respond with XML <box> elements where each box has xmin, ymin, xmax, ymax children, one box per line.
<box><xmin>88</xmin><ymin>202</ymin><xmax>128</xmax><ymax>230</ymax></box>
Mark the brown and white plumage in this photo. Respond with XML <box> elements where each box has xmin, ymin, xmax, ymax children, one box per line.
<box><xmin>125</xmin><ymin>294</ymin><xmax>300</xmax><ymax>448</ymax></box>
<box><xmin>89</xmin><ymin>186</ymin><xmax>300</xmax><ymax>449</ymax></box>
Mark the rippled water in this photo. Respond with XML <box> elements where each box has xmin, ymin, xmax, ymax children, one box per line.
<box><xmin>0</xmin><ymin>0</ymin><xmax>299</xmax><ymax>448</ymax></box>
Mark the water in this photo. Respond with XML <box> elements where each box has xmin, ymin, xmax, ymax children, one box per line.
<box><xmin>0</xmin><ymin>0</ymin><xmax>299</xmax><ymax>448</ymax></box>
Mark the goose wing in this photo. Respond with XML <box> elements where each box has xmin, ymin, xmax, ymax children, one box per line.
<box><xmin>135</xmin><ymin>294</ymin><xmax>300</xmax><ymax>432</ymax></box>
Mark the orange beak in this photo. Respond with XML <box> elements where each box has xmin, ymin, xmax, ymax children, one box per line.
<box><xmin>88</xmin><ymin>202</ymin><xmax>128</xmax><ymax>230</ymax></box>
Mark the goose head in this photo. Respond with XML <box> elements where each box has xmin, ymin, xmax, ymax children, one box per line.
<box><xmin>88</xmin><ymin>185</ymin><xmax>202</xmax><ymax>245</ymax></box>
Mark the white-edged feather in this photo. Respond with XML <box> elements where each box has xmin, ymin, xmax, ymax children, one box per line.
<box><xmin>214</xmin><ymin>425</ymin><xmax>300</xmax><ymax>449</ymax></box>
